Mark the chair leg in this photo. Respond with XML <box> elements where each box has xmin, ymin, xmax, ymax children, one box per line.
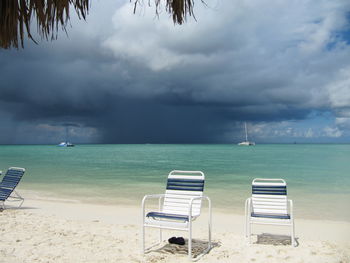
<box><xmin>247</xmin><ymin>221</ymin><xmax>251</xmax><ymax>244</ymax></box>
<box><xmin>208</xmin><ymin>212</ymin><xmax>212</xmax><ymax>251</ymax></box>
<box><xmin>14</xmin><ymin>191</ymin><xmax>24</xmax><ymax>208</ymax></box>
<box><xmin>245</xmin><ymin>198</ymin><xmax>251</xmax><ymax>239</ymax></box>
<box><xmin>142</xmin><ymin>225</ymin><xmax>145</xmax><ymax>254</ymax></box>
<box><xmin>244</xmin><ymin>200</ymin><xmax>247</xmax><ymax>238</ymax></box>
<box><xmin>188</xmin><ymin>224</ymin><xmax>192</xmax><ymax>259</ymax></box>
<box><xmin>291</xmin><ymin>220</ymin><xmax>296</xmax><ymax>247</ymax></box>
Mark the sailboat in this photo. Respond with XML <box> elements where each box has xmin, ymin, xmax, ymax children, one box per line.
<box><xmin>58</xmin><ymin>141</ymin><xmax>74</xmax><ymax>147</ymax></box>
<box><xmin>238</xmin><ymin>122</ymin><xmax>255</xmax><ymax>146</ymax></box>
<box><xmin>58</xmin><ymin>127</ymin><xmax>75</xmax><ymax>147</ymax></box>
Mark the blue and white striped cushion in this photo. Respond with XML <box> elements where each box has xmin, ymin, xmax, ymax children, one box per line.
<box><xmin>166</xmin><ymin>178</ymin><xmax>204</xmax><ymax>192</ymax></box>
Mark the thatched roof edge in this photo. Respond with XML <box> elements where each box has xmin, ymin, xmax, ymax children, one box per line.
<box><xmin>1</xmin><ymin>0</ymin><xmax>197</xmax><ymax>49</ymax></box>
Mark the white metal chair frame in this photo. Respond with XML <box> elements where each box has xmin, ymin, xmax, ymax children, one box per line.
<box><xmin>0</xmin><ymin>167</ymin><xmax>25</xmax><ymax>210</ymax></box>
<box><xmin>245</xmin><ymin>178</ymin><xmax>295</xmax><ymax>247</ymax></box>
<box><xmin>1</xmin><ymin>190</ymin><xmax>24</xmax><ymax>210</ymax></box>
<box><xmin>141</xmin><ymin>170</ymin><xmax>212</xmax><ymax>260</ymax></box>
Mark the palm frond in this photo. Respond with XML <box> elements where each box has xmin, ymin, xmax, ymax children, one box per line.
<box><xmin>0</xmin><ymin>0</ymin><xmax>197</xmax><ymax>49</ymax></box>
<box><xmin>0</xmin><ymin>0</ymin><xmax>89</xmax><ymax>49</ymax></box>
<box><xmin>132</xmin><ymin>0</ymin><xmax>196</xmax><ymax>24</ymax></box>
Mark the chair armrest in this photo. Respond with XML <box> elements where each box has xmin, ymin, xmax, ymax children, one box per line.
<box><xmin>245</xmin><ymin>197</ymin><xmax>252</xmax><ymax>217</ymax></box>
<box><xmin>288</xmin><ymin>199</ymin><xmax>294</xmax><ymax>219</ymax></box>
<box><xmin>188</xmin><ymin>195</ymin><xmax>212</xmax><ymax>220</ymax></box>
<box><xmin>189</xmin><ymin>195</ymin><xmax>211</xmax><ymax>205</ymax></box>
<box><xmin>141</xmin><ymin>194</ymin><xmax>166</xmax><ymax>218</ymax></box>
<box><xmin>142</xmin><ymin>194</ymin><xmax>165</xmax><ymax>200</ymax></box>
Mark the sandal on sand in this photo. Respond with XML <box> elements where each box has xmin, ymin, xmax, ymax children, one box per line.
<box><xmin>168</xmin><ymin>237</ymin><xmax>177</xmax><ymax>244</ymax></box>
<box><xmin>175</xmin><ymin>237</ymin><xmax>185</xmax><ymax>245</ymax></box>
<box><xmin>168</xmin><ymin>237</ymin><xmax>185</xmax><ymax>245</ymax></box>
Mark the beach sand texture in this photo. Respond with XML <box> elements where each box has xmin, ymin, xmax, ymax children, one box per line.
<box><xmin>1</xmin><ymin>194</ymin><xmax>349</xmax><ymax>263</ymax></box>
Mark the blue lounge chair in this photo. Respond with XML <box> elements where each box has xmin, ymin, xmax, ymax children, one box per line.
<box><xmin>0</xmin><ymin>167</ymin><xmax>26</xmax><ymax>210</ymax></box>
<box><xmin>142</xmin><ymin>170</ymin><xmax>212</xmax><ymax>260</ymax></box>
<box><xmin>245</xmin><ymin>178</ymin><xmax>296</xmax><ymax>246</ymax></box>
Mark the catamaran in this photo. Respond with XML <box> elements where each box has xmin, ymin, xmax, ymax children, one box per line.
<box><xmin>238</xmin><ymin>122</ymin><xmax>255</xmax><ymax>146</ymax></box>
<box><xmin>58</xmin><ymin>141</ymin><xmax>75</xmax><ymax>147</ymax></box>
<box><xmin>57</xmin><ymin>127</ymin><xmax>75</xmax><ymax>147</ymax></box>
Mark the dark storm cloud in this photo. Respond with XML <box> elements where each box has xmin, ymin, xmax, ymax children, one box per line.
<box><xmin>1</xmin><ymin>0</ymin><xmax>350</xmax><ymax>144</ymax></box>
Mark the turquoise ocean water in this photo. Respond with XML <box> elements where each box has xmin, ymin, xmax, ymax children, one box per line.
<box><xmin>0</xmin><ymin>144</ymin><xmax>349</xmax><ymax>221</ymax></box>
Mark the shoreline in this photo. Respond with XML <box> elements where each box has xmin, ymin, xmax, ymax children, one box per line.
<box><xmin>1</xmin><ymin>190</ymin><xmax>349</xmax><ymax>262</ymax></box>
<box><xmin>19</xmin><ymin>188</ymin><xmax>350</xmax><ymax>223</ymax></box>
<box><xmin>23</xmin><ymin>192</ymin><xmax>350</xmax><ymax>242</ymax></box>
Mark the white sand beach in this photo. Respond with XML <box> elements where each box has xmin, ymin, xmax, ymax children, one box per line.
<box><xmin>1</xmin><ymin>190</ymin><xmax>349</xmax><ymax>263</ymax></box>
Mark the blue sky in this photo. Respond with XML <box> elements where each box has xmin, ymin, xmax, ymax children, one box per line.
<box><xmin>0</xmin><ymin>0</ymin><xmax>350</xmax><ymax>144</ymax></box>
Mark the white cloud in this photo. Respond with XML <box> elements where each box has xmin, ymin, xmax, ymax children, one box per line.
<box><xmin>336</xmin><ymin>117</ymin><xmax>350</xmax><ymax>125</ymax></box>
<box><xmin>335</xmin><ymin>117</ymin><xmax>350</xmax><ymax>133</ymax></box>
<box><xmin>3</xmin><ymin>0</ymin><xmax>350</xmax><ymax>143</ymax></box>
<box><xmin>248</xmin><ymin>121</ymin><xmax>301</xmax><ymax>138</ymax></box>
<box><xmin>101</xmin><ymin>0</ymin><xmax>350</xmax><ymax>106</ymax></box>
<box><xmin>305</xmin><ymin>128</ymin><xmax>314</xmax><ymax>138</ymax></box>
<box><xmin>323</xmin><ymin>126</ymin><xmax>343</xmax><ymax>137</ymax></box>
<box><xmin>327</xmin><ymin>67</ymin><xmax>350</xmax><ymax>108</ymax></box>
<box><xmin>247</xmin><ymin>120</ymin><xmax>348</xmax><ymax>140</ymax></box>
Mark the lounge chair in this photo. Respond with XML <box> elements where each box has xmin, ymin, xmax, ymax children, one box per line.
<box><xmin>245</xmin><ymin>178</ymin><xmax>295</xmax><ymax>246</ymax></box>
<box><xmin>142</xmin><ymin>170</ymin><xmax>212</xmax><ymax>260</ymax></box>
<box><xmin>0</xmin><ymin>167</ymin><xmax>26</xmax><ymax>210</ymax></box>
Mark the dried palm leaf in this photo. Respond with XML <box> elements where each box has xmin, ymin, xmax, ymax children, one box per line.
<box><xmin>0</xmin><ymin>0</ymin><xmax>89</xmax><ymax>49</ymax></box>
<box><xmin>132</xmin><ymin>0</ymin><xmax>201</xmax><ymax>24</ymax></box>
<box><xmin>1</xmin><ymin>0</ymin><xmax>199</xmax><ymax>49</ymax></box>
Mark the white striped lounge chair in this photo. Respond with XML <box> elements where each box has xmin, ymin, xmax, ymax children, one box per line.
<box><xmin>0</xmin><ymin>167</ymin><xmax>26</xmax><ymax>210</ymax></box>
<box><xmin>245</xmin><ymin>178</ymin><xmax>296</xmax><ymax>246</ymax></box>
<box><xmin>141</xmin><ymin>170</ymin><xmax>212</xmax><ymax>260</ymax></box>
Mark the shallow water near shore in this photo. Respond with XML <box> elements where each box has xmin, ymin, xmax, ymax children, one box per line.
<box><xmin>0</xmin><ymin>144</ymin><xmax>349</xmax><ymax>221</ymax></box>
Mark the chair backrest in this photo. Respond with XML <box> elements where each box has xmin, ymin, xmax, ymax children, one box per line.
<box><xmin>0</xmin><ymin>167</ymin><xmax>25</xmax><ymax>201</ymax></box>
<box><xmin>251</xmin><ymin>178</ymin><xmax>288</xmax><ymax>216</ymax></box>
<box><xmin>162</xmin><ymin>170</ymin><xmax>205</xmax><ymax>217</ymax></box>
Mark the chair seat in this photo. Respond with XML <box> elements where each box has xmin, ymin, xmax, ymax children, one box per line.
<box><xmin>251</xmin><ymin>212</ymin><xmax>290</xmax><ymax>219</ymax></box>
<box><xmin>0</xmin><ymin>187</ymin><xmax>13</xmax><ymax>201</ymax></box>
<box><xmin>146</xmin><ymin>211</ymin><xmax>189</xmax><ymax>222</ymax></box>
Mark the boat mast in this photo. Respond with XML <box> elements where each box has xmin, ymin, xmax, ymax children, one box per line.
<box><xmin>245</xmin><ymin>122</ymin><xmax>248</xmax><ymax>142</ymax></box>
